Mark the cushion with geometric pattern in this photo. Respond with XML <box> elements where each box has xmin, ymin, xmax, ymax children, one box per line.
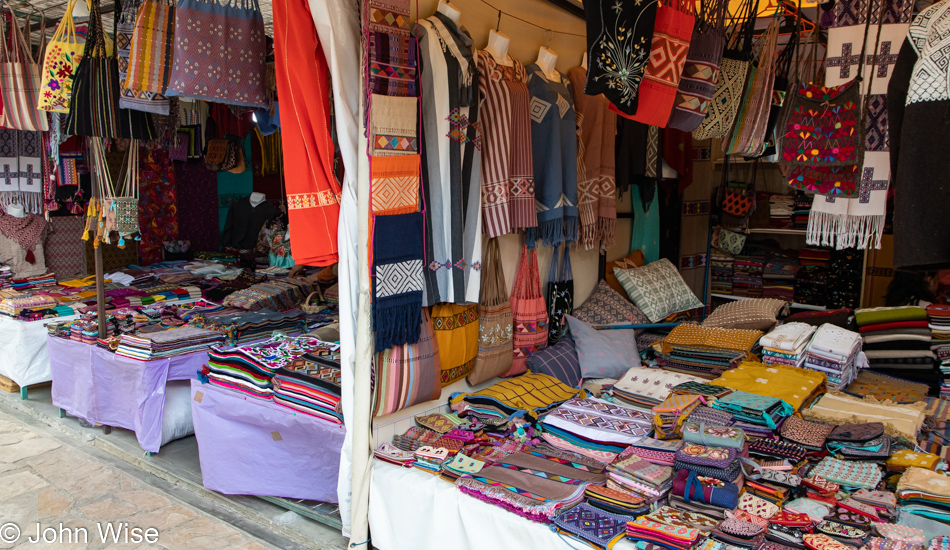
<box><xmin>573</xmin><ymin>280</ymin><xmax>650</xmax><ymax>327</ymax></box>
<box><xmin>614</xmin><ymin>259</ymin><xmax>704</xmax><ymax>323</ymax></box>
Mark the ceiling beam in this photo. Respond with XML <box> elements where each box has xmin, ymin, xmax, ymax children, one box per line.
<box><xmin>27</xmin><ymin>3</ymin><xmax>116</xmax><ymax>33</ymax></box>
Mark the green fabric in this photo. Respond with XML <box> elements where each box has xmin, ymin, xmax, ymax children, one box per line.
<box><xmin>631</xmin><ymin>192</ymin><xmax>660</xmax><ymax>264</ymax></box>
<box><xmin>855</xmin><ymin>306</ymin><xmax>928</xmax><ymax>326</ymax></box>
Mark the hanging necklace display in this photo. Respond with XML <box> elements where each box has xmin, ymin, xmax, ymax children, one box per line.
<box><xmin>668</xmin><ymin>0</ymin><xmax>728</xmax><ymax>132</ymax></box>
<box><xmin>775</xmin><ymin>1</ymin><xmax>885</xmax><ymax>196</ymax></box>
<box><xmin>723</xmin><ymin>14</ymin><xmax>779</xmax><ymax>155</ymax></box>
<box><xmin>692</xmin><ymin>0</ymin><xmax>759</xmax><ymax>141</ymax></box>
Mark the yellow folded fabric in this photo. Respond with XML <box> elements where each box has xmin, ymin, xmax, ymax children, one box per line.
<box><xmin>659</xmin><ymin>323</ymin><xmax>763</xmax><ymax>353</ymax></box>
<box><xmin>887</xmin><ymin>449</ymin><xmax>940</xmax><ymax>471</ymax></box>
<box><xmin>712</xmin><ymin>361</ymin><xmax>826</xmax><ymax>411</ymax></box>
<box><xmin>449</xmin><ymin>372</ymin><xmax>582</xmax><ymax>419</ymax></box>
<box><xmin>58</xmin><ymin>276</ymin><xmax>101</xmax><ymax>287</ymax></box>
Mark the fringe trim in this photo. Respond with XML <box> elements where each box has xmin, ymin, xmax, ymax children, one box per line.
<box><xmin>374</xmin><ymin>299</ymin><xmax>422</xmax><ymax>353</ymax></box>
<box><xmin>564</xmin><ymin>216</ymin><xmax>578</xmax><ymax>245</ymax></box>
<box><xmin>598</xmin><ymin>216</ymin><xmax>616</xmax><ymax>253</ymax></box>
<box><xmin>807</xmin><ymin>211</ymin><xmax>885</xmax><ymax>250</ymax></box>
<box><xmin>456</xmin><ymin>478</ymin><xmax>585</xmax><ymax>521</ymax></box>
<box><xmin>579</xmin><ymin>205</ymin><xmax>597</xmax><ymax>250</ymax></box>
<box><xmin>0</xmin><ymin>191</ymin><xmax>43</xmax><ymax>215</ymax></box>
<box><xmin>801</xmin><ymin>389</ymin><xmax>926</xmax><ymax>444</ymax></box>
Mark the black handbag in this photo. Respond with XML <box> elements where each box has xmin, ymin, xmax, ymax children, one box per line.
<box><xmin>65</xmin><ymin>0</ymin><xmax>122</xmax><ymax>138</ymax></box>
<box><xmin>546</xmin><ymin>244</ymin><xmax>574</xmax><ymax>346</ymax></box>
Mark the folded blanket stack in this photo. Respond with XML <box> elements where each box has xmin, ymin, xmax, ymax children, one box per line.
<box><xmin>769</xmin><ymin>194</ymin><xmax>795</xmax><ymax>228</ymax></box>
<box><xmin>11</xmin><ymin>272</ymin><xmax>57</xmax><ymax>290</ymax></box>
<box><xmin>193</xmin><ymin>308</ymin><xmax>309</xmax><ymax>346</ymax></box>
<box><xmin>760</xmin><ymin>323</ymin><xmax>817</xmax><ymax>368</ymax></box>
<box><xmin>793</xmin><ymin>192</ymin><xmax>812</xmax><ymax>230</ymax></box>
<box><xmin>857</xmin><ymin>307</ymin><xmax>935</xmax><ymax>375</ymax></box>
<box><xmin>711</xmin><ymin>249</ymin><xmax>735</xmax><ymax>295</ymax></box>
<box><xmin>803</xmin><ymin>323</ymin><xmax>862</xmax><ymax>390</ymax></box>
<box><xmin>652</xmin><ymin>324</ymin><xmax>762</xmax><ymax>380</ymax></box>
<box><xmin>763</xmin><ymin>251</ymin><xmax>799</xmax><ymax>302</ymax></box>
<box><xmin>733</xmin><ymin>249</ymin><xmax>766</xmax><ymax>298</ymax></box>
<box><xmin>928</xmin><ymin>306</ymin><xmax>950</xmax><ymax>397</ymax></box>
<box><xmin>897</xmin><ymin>467</ymin><xmax>950</xmax><ymax>524</ymax></box>
<box><xmin>203</xmin><ymin>335</ymin><xmax>338</xmax><ymax>400</ymax></box>
<box><xmin>610</xmin><ymin>367</ymin><xmax>707</xmax><ymax>410</ymax></box>
<box><xmin>540</xmin><ymin>397</ymin><xmax>653</xmax><ymax>462</ymax></box>
<box><xmin>0</xmin><ymin>265</ymin><xmax>11</xmax><ymax>289</ymax></box>
<box><xmin>652</xmin><ymin>393</ymin><xmax>703</xmax><ymax>439</ymax></box>
<box><xmin>115</xmin><ymin>326</ymin><xmax>225</xmax><ymax>360</ymax></box>
<box><xmin>272</xmin><ymin>345</ymin><xmax>343</xmax><ymax>423</ymax></box>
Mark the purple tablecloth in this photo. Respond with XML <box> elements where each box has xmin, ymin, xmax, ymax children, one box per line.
<box><xmin>48</xmin><ymin>336</ymin><xmax>208</xmax><ymax>453</ymax></box>
<box><xmin>190</xmin><ymin>380</ymin><xmax>344</xmax><ymax>502</ymax></box>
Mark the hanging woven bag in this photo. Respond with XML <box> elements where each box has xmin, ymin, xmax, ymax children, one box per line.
<box><xmin>546</xmin><ymin>244</ymin><xmax>574</xmax><ymax>346</ymax></box>
<box><xmin>38</xmin><ymin>0</ymin><xmax>84</xmax><ymax>114</ymax></box>
<box><xmin>506</xmin><ymin>244</ymin><xmax>548</xmax><ymax>377</ymax></box>
<box><xmin>64</xmin><ymin>0</ymin><xmax>122</xmax><ymax>138</ymax></box>
<box><xmin>165</xmin><ymin>0</ymin><xmax>267</xmax><ymax>108</ymax></box>
<box><xmin>668</xmin><ymin>0</ymin><xmax>728</xmax><ymax>131</ymax></box>
<box><xmin>123</xmin><ymin>0</ymin><xmax>176</xmax><ymax>107</ymax></box>
<box><xmin>467</xmin><ymin>237</ymin><xmax>513</xmax><ymax>385</ymax></box>
<box><xmin>723</xmin><ymin>16</ymin><xmax>779</xmax><ymax>156</ymax></box>
<box><xmin>0</xmin><ymin>8</ymin><xmax>49</xmax><ymax>131</ymax></box>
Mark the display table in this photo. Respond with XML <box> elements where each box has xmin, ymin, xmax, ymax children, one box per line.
<box><xmin>369</xmin><ymin>460</ymin><xmax>638</xmax><ymax>550</ymax></box>
<box><xmin>48</xmin><ymin>336</ymin><xmax>207</xmax><ymax>453</ymax></box>
<box><xmin>0</xmin><ymin>315</ymin><xmax>78</xmax><ymax>398</ymax></box>
<box><xmin>190</xmin><ymin>380</ymin><xmax>344</xmax><ymax>502</ymax></box>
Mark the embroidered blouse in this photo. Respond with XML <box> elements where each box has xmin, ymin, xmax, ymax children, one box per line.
<box><xmin>477</xmin><ymin>51</ymin><xmax>536</xmax><ymax>238</ymax></box>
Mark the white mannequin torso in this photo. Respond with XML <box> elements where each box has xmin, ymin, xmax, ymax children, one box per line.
<box><xmin>249</xmin><ymin>192</ymin><xmax>266</xmax><ymax>208</ymax></box>
<box><xmin>535</xmin><ymin>47</ymin><xmax>559</xmax><ymax>81</ymax></box>
<box><xmin>5</xmin><ymin>204</ymin><xmax>25</xmax><ymax>218</ymax></box>
<box><xmin>436</xmin><ymin>0</ymin><xmax>461</xmax><ymax>24</ymax></box>
<box><xmin>485</xmin><ymin>30</ymin><xmax>513</xmax><ymax>67</ymax></box>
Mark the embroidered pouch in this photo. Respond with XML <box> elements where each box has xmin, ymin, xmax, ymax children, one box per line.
<box><xmin>442</xmin><ymin>429</ymin><xmax>476</xmax><ymax>442</ymax></box>
<box><xmin>785</xmin><ymin>498</ymin><xmax>832</xmax><ymax>522</ymax></box>
<box><xmin>675</xmin><ymin>444</ymin><xmax>738</xmax><ymax>469</ymax></box>
<box><xmin>886</xmin><ymin>449</ymin><xmax>941</xmax><ymax>470</ymax></box>
<box><xmin>554</xmin><ymin>502</ymin><xmax>633</xmax><ymax>549</ymax></box>
<box><xmin>815</xmin><ymin>521</ymin><xmax>868</xmax><ymax>540</ymax></box>
<box><xmin>729</xmin><ymin>509</ymin><xmax>770</xmax><ymax>529</ymax></box>
<box><xmin>748</xmin><ymin>439</ymin><xmax>807</xmax><ymax>462</ymax></box>
<box><xmin>802</xmin><ymin>475</ymin><xmax>839</xmax><ymax>495</ymax></box>
<box><xmin>442</xmin><ymin>453</ymin><xmax>484</xmax><ymax>475</ymax></box>
<box><xmin>781</xmin><ymin>415</ymin><xmax>835</xmax><ymax>448</ymax></box>
<box><xmin>682</xmin><ymin>422</ymin><xmax>746</xmax><ymax>449</ymax></box>
<box><xmin>414</xmin><ymin>446</ymin><xmax>448</xmax><ymax>462</ymax></box>
<box><xmin>759</xmin><ymin>468</ymin><xmax>802</xmax><ymax>488</ymax></box>
<box><xmin>431</xmin><ymin>437</ymin><xmax>464</xmax><ymax>454</ymax></box>
<box><xmin>415</xmin><ymin>413</ymin><xmax>459</xmax><ymax>434</ymax></box>
<box><xmin>647</xmin><ymin>506</ymin><xmax>721</xmax><ymax>532</ymax></box>
<box><xmin>770</xmin><ymin>511</ymin><xmax>812</xmax><ymax>527</ymax></box>
<box><xmin>803</xmin><ymin>533</ymin><xmax>852</xmax><ymax>550</ymax></box>
<box><xmin>809</xmin><ymin>456</ymin><xmax>882</xmax><ymax>489</ymax></box>
<box><xmin>374</xmin><ymin>442</ymin><xmax>416</xmax><ymax>464</ymax></box>
<box><xmin>837</xmin><ymin>498</ymin><xmax>881</xmax><ymax>521</ymax></box>
<box><xmin>852</xmin><ymin>488</ymin><xmax>896</xmax><ymax>511</ymax></box>
<box><xmin>827</xmin><ymin>422</ymin><xmax>884</xmax><ymax>442</ymax></box>
<box><xmin>739</xmin><ymin>493</ymin><xmax>780</xmax><ymax>519</ymax></box>
<box><xmin>720</xmin><ymin>517</ymin><xmax>766</xmax><ymax>538</ymax></box>
<box><xmin>768</xmin><ymin>523</ymin><xmax>809</xmax><ymax>545</ymax></box>
<box><xmin>874</xmin><ymin>524</ymin><xmax>925</xmax><ymax>544</ymax></box>
<box><xmin>824</xmin><ymin>506</ymin><xmax>869</xmax><ymax>528</ymax></box>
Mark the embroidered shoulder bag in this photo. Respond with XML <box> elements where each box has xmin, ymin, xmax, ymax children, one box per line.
<box><xmin>467</xmin><ymin>238</ymin><xmax>513</xmax><ymax>385</ymax></box>
<box><xmin>0</xmin><ymin>7</ymin><xmax>49</xmax><ymax>131</ymax></box>
<box><xmin>64</xmin><ymin>0</ymin><xmax>122</xmax><ymax>138</ymax></box>
<box><xmin>38</xmin><ymin>0</ymin><xmax>84</xmax><ymax>113</ymax></box>
<box><xmin>506</xmin><ymin>244</ymin><xmax>548</xmax><ymax>377</ymax></box>
<box><xmin>546</xmin><ymin>244</ymin><xmax>574</xmax><ymax>346</ymax></box>
<box><xmin>668</xmin><ymin>0</ymin><xmax>728</xmax><ymax>131</ymax></box>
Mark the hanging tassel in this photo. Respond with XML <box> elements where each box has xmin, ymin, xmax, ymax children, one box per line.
<box><xmin>25</xmin><ymin>249</ymin><xmax>35</xmax><ymax>264</ymax></box>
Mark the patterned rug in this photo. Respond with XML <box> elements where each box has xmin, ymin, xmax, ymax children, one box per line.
<box><xmin>45</xmin><ymin>216</ymin><xmax>86</xmax><ymax>278</ymax></box>
<box><xmin>138</xmin><ymin>148</ymin><xmax>179</xmax><ymax>265</ymax></box>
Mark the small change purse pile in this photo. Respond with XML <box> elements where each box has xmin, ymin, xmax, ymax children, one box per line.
<box><xmin>674</xmin><ymin>444</ymin><xmax>741</xmax><ymax>481</ymax></box>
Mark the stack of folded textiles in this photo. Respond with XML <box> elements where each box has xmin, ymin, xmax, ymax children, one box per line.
<box><xmin>203</xmin><ymin>335</ymin><xmax>335</xmax><ymax>399</ymax></box>
<box><xmin>824</xmin><ymin>421</ymin><xmax>891</xmax><ymax>463</ymax></box>
<box><xmin>194</xmin><ymin>309</ymin><xmax>308</xmax><ymax>345</ymax></box>
<box><xmin>803</xmin><ymin>323</ymin><xmax>862</xmax><ymax>390</ymax></box>
<box><xmin>584</xmin><ymin>484</ymin><xmax>650</xmax><ymax>516</ymax></box>
<box><xmin>897</xmin><ymin>466</ymin><xmax>950</xmax><ymax>523</ymax></box>
<box><xmin>929</xmin><ymin>306</ymin><xmax>950</xmax><ymax>397</ymax></box>
<box><xmin>610</xmin><ymin>367</ymin><xmax>707</xmax><ymax>410</ymax></box>
<box><xmin>733</xmin><ymin>247</ymin><xmax>766</xmax><ymax>298</ymax></box>
<box><xmin>769</xmin><ymin>194</ymin><xmax>795</xmax><ymax>228</ymax></box>
<box><xmin>606</xmin><ymin>446</ymin><xmax>674</xmax><ymax>501</ymax></box>
<box><xmin>222</xmin><ymin>278</ymin><xmax>314</xmax><ymax>311</ymax></box>
<box><xmin>11</xmin><ymin>272</ymin><xmax>56</xmax><ymax>290</ymax></box>
<box><xmin>373</xmin><ymin>443</ymin><xmax>416</xmax><ymax>467</ymax></box>
<box><xmin>857</xmin><ymin>307</ymin><xmax>936</xmax><ymax>376</ymax></box>
<box><xmin>760</xmin><ymin>322</ymin><xmax>817</xmax><ymax>368</ymax></box>
<box><xmin>540</xmin><ymin>397</ymin><xmax>654</xmax><ymax>462</ymax></box>
<box><xmin>652</xmin><ymin>393</ymin><xmax>703</xmax><ymax>439</ymax></box>
<box><xmin>793</xmin><ymin>192</ymin><xmax>812</xmax><ymax>230</ymax></box>
<box><xmin>799</xmin><ymin>247</ymin><xmax>830</xmax><ymax>268</ymax></box>
<box><xmin>116</xmin><ymin>326</ymin><xmax>225</xmax><ymax>360</ymax></box>
<box><xmin>651</xmin><ymin>323</ymin><xmax>763</xmax><ymax>379</ymax></box>
<box><xmin>271</xmin><ymin>343</ymin><xmax>342</xmax><ymax>423</ymax></box>
<box><xmin>762</xmin><ymin>251</ymin><xmax>799</xmax><ymax>302</ymax></box>
<box><xmin>0</xmin><ymin>265</ymin><xmax>11</xmax><ymax>289</ymax></box>
<box><xmin>710</xmin><ymin>249</ymin><xmax>735</xmax><ymax>295</ymax></box>
<box><xmin>0</xmin><ymin>294</ymin><xmax>58</xmax><ymax>317</ymax></box>
<box><xmin>794</xmin><ymin>265</ymin><xmax>829</xmax><ymax>307</ymax></box>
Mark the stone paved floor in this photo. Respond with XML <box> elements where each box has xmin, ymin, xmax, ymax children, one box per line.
<box><xmin>0</xmin><ymin>409</ymin><xmax>278</xmax><ymax>550</ymax></box>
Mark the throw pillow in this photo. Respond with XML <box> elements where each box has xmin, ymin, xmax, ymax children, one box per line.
<box><xmin>605</xmin><ymin>249</ymin><xmax>645</xmax><ymax>299</ymax></box>
<box><xmin>573</xmin><ymin>280</ymin><xmax>650</xmax><ymax>326</ymax></box>
<box><xmin>566</xmin><ymin>314</ymin><xmax>641</xmax><ymax>379</ymax></box>
<box><xmin>527</xmin><ymin>333</ymin><xmax>582</xmax><ymax>388</ymax></box>
<box><xmin>703</xmin><ymin>298</ymin><xmax>788</xmax><ymax>331</ymax></box>
<box><xmin>614</xmin><ymin>259</ymin><xmax>704</xmax><ymax>323</ymax></box>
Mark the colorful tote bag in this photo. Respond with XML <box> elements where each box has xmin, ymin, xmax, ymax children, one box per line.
<box><xmin>613</xmin><ymin>0</ymin><xmax>695</xmax><ymax>127</ymax></box>
<box><xmin>64</xmin><ymin>0</ymin><xmax>122</xmax><ymax>138</ymax></box>
<box><xmin>165</xmin><ymin>0</ymin><xmax>267</xmax><ymax>108</ymax></box>
<box><xmin>506</xmin><ymin>244</ymin><xmax>548</xmax><ymax>377</ymax></box>
<box><xmin>124</xmin><ymin>0</ymin><xmax>176</xmax><ymax>96</ymax></box>
<box><xmin>373</xmin><ymin>310</ymin><xmax>442</xmax><ymax>417</ymax></box>
<box><xmin>0</xmin><ymin>9</ymin><xmax>48</xmax><ymax>131</ymax></box>
<box><xmin>468</xmin><ymin>238</ymin><xmax>513</xmax><ymax>385</ymax></box>
<box><xmin>667</xmin><ymin>0</ymin><xmax>728</xmax><ymax>132</ymax></box>
<box><xmin>692</xmin><ymin>0</ymin><xmax>757</xmax><ymax>140</ymax></box>
<box><xmin>38</xmin><ymin>0</ymin><xmax>84</xmax><ymax>113</ymax></box>
<box><xmin>547</xmin><ymin>244</ymin><xmax>574</xmax><ymax>346</ymax></box>
<box><xmin>431</xmin><ymin>303</ymin><xmax>478</xmax><ymax>386</ymax></box>
<box><xmin>117</xmin><ymin>0</ymin><xmax>171</xmax><ymax>115</ymax></box>
<box><xmin>723</xmin><ymin>17</ymin><xmax>778</xmax><ymax>156</ymax></box>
